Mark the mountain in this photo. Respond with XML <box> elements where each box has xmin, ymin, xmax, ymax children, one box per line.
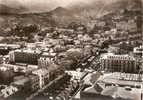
<box><xmin>49</xmin><ymin>7</ymin><xmax>72</xmax><ymax>16</ymax></box>
<box><xmin>66</xmin><ymin>0</ymin><xmax>142</xmax><ymax>18</ymax></box>
<box><xmin>42</xmin><ymin>0</ymin><xmax>142</xmax><ymax>24</ymax></box>
<box><xmin>0</xmin><ymin>0</ymin><xmax>142</xmax><ymax>15</ymax></box>
<box><xmin>0</xmin><ymin>4</ymin><xmax>19</xmax><ymax>14</ymax></box>
<box><xmin>0</xmin><ymin>3</ymin><xmax>28</xmax><ymax>14</ymax></box>
<box><xmin>45</xmin><ymin>7</ymin><xmax>79</xmax><ymax>25</ymax></box>
<box><xmin>0</xmin><ymin>0</ymin><xmax>141</xmax><ymax>30</ymax></box>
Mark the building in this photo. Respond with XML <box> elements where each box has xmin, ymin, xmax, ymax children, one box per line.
<box><xmin>0</xmin><ymin>47</ymin><xmax>10</xmax><ymax>55</ymax></box>
<box><xmin>11</xmin><ymin>75</ymin><xmax>39</xmax><ymax>92</ymax></box>
<box><xmin>2</xmin><ymin>63</ymin><xmax>38</xmax><ymax>75</ymax></box>
<box><xmin>108</xmin><ymin>42</ymin><xmax>134</xmax><ymax>54</ymax></box>
<box><xmin>9</xmin><ymin>49</ymin><xmax>42</xmax><ymax>65</ymax></box>
<box><xmin>0</xmin><ymin>67</ymin><xmax>15</xmax><ymax>84</ymax></box>
<box><xmin>0</xmin><ymin>86</ymin><xmax>18</xmax><ymax>98</ymax></box>
<box><xmin>26</xmin><ymin>42</ymin><xmax>46</xmax><ymax>50</ymax></box>
<box><xmin>9</xmin><ymin>76</ymin><xmax>36</xmax><ymax>99</ymax></box>
<box><xmin>108</xmin><ymin>45</ymin><xmax>121</xmax><ymax>54</ymax></box>
<box><xmin>0</xmin><ymin>44</ymin><xmax>20</xmax><ymax>55</ymax></box>
<box><xmin>32</xmin><ymin>68</ymin><xmax>49</xmax><ymax>88</ymax></box>
<box><xmin>65</xmin><ymin>71</ymin><xmax>83</xmax><ymax>80</ymax></box>
<box><xmin>4</xmin><ymin>75</ymin><xmax>39</xmax><ymax>100</ymax></box>
<box><xmin>28</xmin><ymin>75</ymin><xmax>40</xmax><ymax>91</ymax></box>
<box><xmin>35</xmin><ymin>42</ymin><xmax>46</xmax><ymax>49</ymax></box>
<box><xmin>133</xmin><ymin>45</ymin><xmax>143</xmax><ymax>58</ymax></box>
<box><xmin>0</xmin><ymin>55</ymin><xmax>3</xmax><ymax>64</ymax></box>
<box><xmin>3</xmin><ymin>64</ymin><xmax>27</xmax><ymax>73</ymax></box>
<box><xmin>38</xmin><ymin>57</ymin><xmax>51</xmax><ymax>68</ymax></box>
<box><xmin>79</xmin><ymin>72</ymin><xmax>143</xmax><ymax>100</ymax></box>
<box><xmin>38</xmin><ymin>52</ymin><xmax>56</xmax><ymax>68</ymax></box>
<box><xmin>100</xmin><ymin>53</ymin><xmax>138</xmax><ymax>73</ymax></box>
<box><xmin>56</xmin><ymin>28</ymin><xmax>74</xmax><ymax>36</ymax></box>
<box><xmin>6</xmin><ymin>44</ymin><xmax>21</xmax><ymax>50</ymax></box>
<box><xmin>48</xmin><ymin>64</ymin><xmax>65</xmax><ymax>81</ymax></box>
<box><xmin>26</xmin><ymin>43</ymin><xmax>36</xmax><ymax>49</ymax></box>
<box><xmin>11</xmin><ymin>76</ymin><xmax>30</xmax><ymax>91</ymax></box>
<box><xmin>7</xmin><ymin>75</ymin><xmax>39</xmax><ymax>99</ymax></box>
<box><xmin>44</xmin><ymin>38</ymin><xmax>61</xmax><ymax>46</ymax></box>
<box><xmin>33</xmin><ymin>64</ymin><xmax>64</xmax><ymax>88</ymax></box>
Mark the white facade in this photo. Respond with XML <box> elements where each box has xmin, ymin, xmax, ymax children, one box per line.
<box><xmin>100</xmin><ymin>53</ymin><xmax>137</xmax><ymax>73</ymax></box>
<box><xmin>32</xmin><ymin>68</ymin><xmax>49</xmax><ymax>88</ymax></box>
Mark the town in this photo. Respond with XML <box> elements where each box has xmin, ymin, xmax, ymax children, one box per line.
<box><xmin>0</xmin><ymin>2</ymin><xmax>143</xmax><ymax>100</ymax></box>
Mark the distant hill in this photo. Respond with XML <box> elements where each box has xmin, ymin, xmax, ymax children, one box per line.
<box><xmin>0</xmin><ymin>4</ymin><xmax>28</xmax><ymax>14</ymax></box>
<box><xmin>0</xmin><ymin>4</ymin><xmax>19</xmax><ymax>14</ymax></box>
<box><xmin>0</xmin><ymin>0</ymin><xmax>142</xmax><ymax>31</ymax></box>
<box><xmin>66</xmin><ymin>0</ymin><xmax>142</xmax><ymax>18</ymax></box>
<box><xmin>49</xmin><ymin>7</ymin><xmax>71</xmax><ymax>16</ymax></box>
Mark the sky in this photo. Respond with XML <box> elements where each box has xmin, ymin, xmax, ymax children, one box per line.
<box><xmin>0</xmin><ymin>0</ymin><xmax>142</xmax><ymax>12</ymax></box>
<box><xmin>0</xmin><ymin>0</ymin><xmax>91</xmax><ymax>9</ymax></box>
<box><xmin>0</xmin><ymin>0</ymin><xmax>102</xmax><ymax>12</ymax></box>
<box><xmin>0</xmin><ymin>0</ymin><xmax>93</xmax><ymax>6</ymax></box>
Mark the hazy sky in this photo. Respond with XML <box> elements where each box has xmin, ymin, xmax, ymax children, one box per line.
<box><xmin>0</xmin><ymin>0</ymin><xmax>93</xmax><ymax>6</ymax></box>
<box><xmin>0</xmin><ymin>0</ymin><xmax>92</xmax><ymax>7</ymax></box>
<box><xmin>0</xmin><ymin>0</ymin><xmax>102</xmax><ymax>12</ymax></box>
<box><xmin>0</xmin><ymin>0</ymin><xmax>142</xmax><ymax>12</ymax></box>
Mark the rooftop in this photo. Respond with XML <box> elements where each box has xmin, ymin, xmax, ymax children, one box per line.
<box><xmin>134</xmin><ymin>45</ymin><xmax>143</xmax><ymax>53</ymax></box>
<box><xmin>32</xmin><ymin>68</ymin><xmax>48</xmax><ymax>76</ymax></box>
<box><xmin>83</xmin><ymin>84</ymin><xmax>141</xmax><ymax>100</ymax></box>
<box><xmin>47</xmin><ymin>64</ymin><xmax>60</xmax><ymax>72</ymax></box>
<box><xmin>0</xmin><ymin>44</ymin><xmax>20</xmax><ymax>49</ymax></box>
<box><xmin>83</xmin><ymin>72</ymin><xmax>142</xmax><ymax>100</ymax></box>
<box><xmin>101</xmin><ymin>73</ymin><xmax>142</xmax><ymax>87</ymax></box>
<box><xmin>12</xmin><ymin>77</ymin><xmax>30</xmax><ymax>86</ymax></box>
<box><xmin>101</xmin><ymin>53</ymin><xmax>135</xmax><ymax>60</ymax></box>
<box><xmin>12</xmin><ymin>49</ymin><xmax>41</xmax><ymax>54</ymax></box>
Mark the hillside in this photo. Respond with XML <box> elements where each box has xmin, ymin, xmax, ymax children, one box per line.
<box><xmin>0</xmin><ymin>4</ymin><xmax>20</xmax><ymax>14</ymax></box>
<box><xmin>0</xmin><ymin>0</ymin><xmax>142</xmax><ymax>31</ymax></box>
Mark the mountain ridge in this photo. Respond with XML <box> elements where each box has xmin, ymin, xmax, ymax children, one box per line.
<box><xmin>0</xmin><ymin>3</ymin><xmax>28</xmax><ymax>14</ymax></box>
<box><xmin>0</xmin><ymin>0</ymin><xmax>142</xmax><ymax>29</ymax></box>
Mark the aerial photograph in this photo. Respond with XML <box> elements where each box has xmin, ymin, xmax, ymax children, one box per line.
<box><xmin>0</xmin><ymin>0</ymin><xmax>142</xmax><ymax>100</ymax></box>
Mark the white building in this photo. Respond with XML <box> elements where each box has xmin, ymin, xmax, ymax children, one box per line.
<box><xmin>32</xmin><ymin>68</ymin><xmax>49</xmax><ymax>88</ymax></box>
<box><xmin>100</xmin><ymin>53</ymin><xmax>137</xmax><ymax>73</ymax></box>
<box><xmin>133</xmin><ymin>45</ymin><xmax>143</xmax><ymax>58</ymax></box>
